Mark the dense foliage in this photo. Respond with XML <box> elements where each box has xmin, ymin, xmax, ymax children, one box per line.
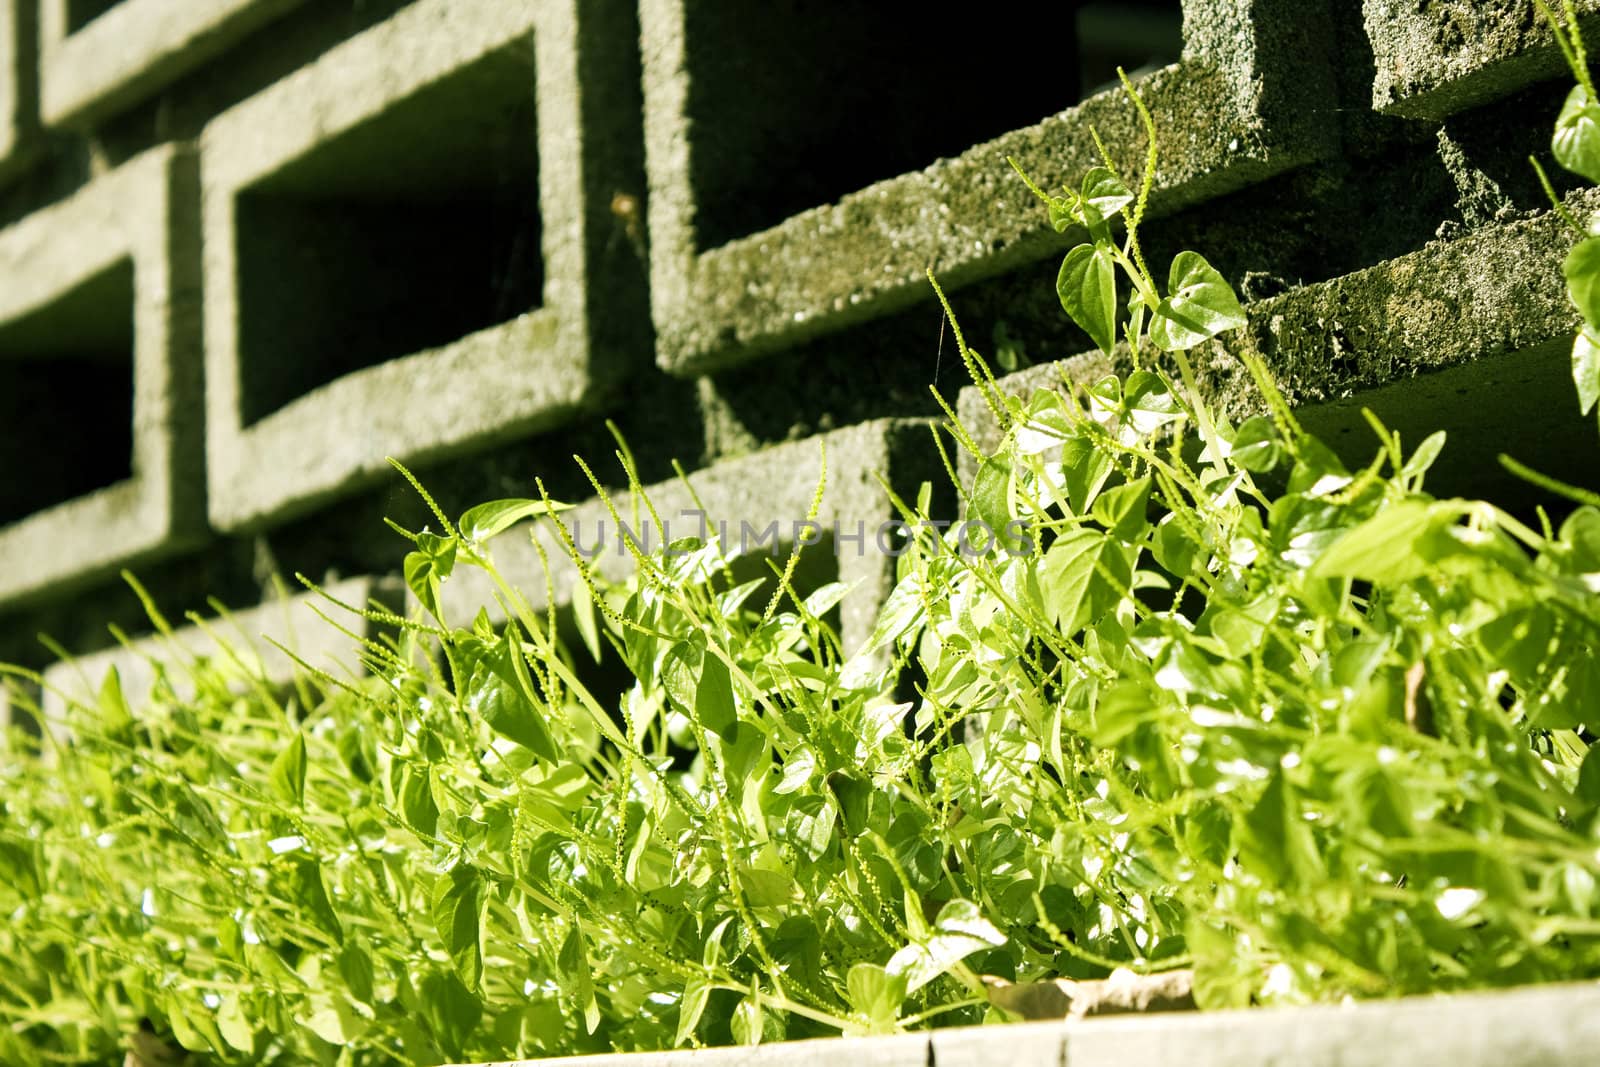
<box><xmin>3</xmin><ymin>23</ymin><xmax>1600</xmax><ymax>1067</ymax></box>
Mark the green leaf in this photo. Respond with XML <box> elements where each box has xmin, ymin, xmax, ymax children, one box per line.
<box><xmin>1237</xmin><ymin>771</ymin><xmax>1323</xmax><ymax>888</ymax></box>
<box><xmin>216</xmin><ymin>994</ymin><xmax>254</xmax><ymax>1054</ymax></box>
<box><xmin>286</xmin><ymin>857</ymin><xmax>342</xmax><ymax>941</ymax></box>
<box><xmin>96</xmin><ymin>666</ymin><xmax>132</xmax><ymax>737</ymax></box>
<box><xmin>559</xmin><ymin>922</ymin><xmax>600</xmax><ymax>1034</ymax></box>
<box><xmin>1400</xmin><ymin>430</ymin><xmax>1447</xmax><ymax>484</ymax></box>
<box><xmin>1564</xmin><ymin>237</ymin><xmax>1600</xmax><ymax>328</ymax></box>
<box><xmin>1554</xmin><ymin>84</ymin><xmax>1600</xmax><ymax>183</ymax></box>
<box><xmin>269</xmin><ymin>731</ymin><xmax>306</xmax><ymax>807</ymax></box>
<box><xmin>339</xmin><ymin>940</ymin><xmax>376</xmax><ymax>1006</ymax></box>
<box><xmin>1091</xmin><ymin>476</ymin><xmax>1152</xmax><ymax>542</ymax></box>
<box><xmin>847</xmin><ymin>963</ymin><xmax>907</xmax><ymax>1029</ymax></box>
<box><xmin>1149</xmin><ymin>251</ymin><xmax>1247</xmax><ymax>351</ymax></box>
<box><xmin>420</xmin><ymin>970</ymin><xmax>481</xmax><ymax>1061</ymax></box>
<box><xmin>1309</xmin><ymin>500</ymin><xmax>1470</xmax><ymax>583</ymax></box>
<box><xmin>886</xmin><ymin>900</ymin><xmax>1006</xmax><ymax>993</ymax></box>
<box><xmin>1231</xmin><ymin>416</ymin><xmax>1286</xmax><ymax>473</ymax></box>
<box><xmin>458</xmin><ymin>498</ymin><xmax>569</xmax><ymax>544</ymax></box>
<box><xmin>663</xmin><ymin>640</ymin><xmax>738</xmax><ymax>737</ymax></box>
<box><xmin>1575</xmin><ymin>326</ymin><xmax>1600</xmax><ymax>416</ymax></box>
<box><xmin>433</xmin><ymin>864</ymin><xmax>483</xmax><ymax>992</ymax></box>
<box><xmin>1081</xmin><ymin>166</ymin><xmax>1134</xmax><ymax>218</ymax></box>
<box><xmin>1040</xmin><ymin>528</ymin><xmax>1132</xmax><ymax>633</ymax></box>
<box><xmin>1057</xmin><ymin>243</ymin><xmax>1119</xmax><ymax>355</ymax></box>
<box><xmin>971</xmin><ymin>456</ymin><xmax>1012</xmax><ymax>537</ymax></box>
<box><xmin>400</xmin><ymin>763</ymin><xmax>438</xmax><ymax>837</ymax></box>
<box><xmin>405</xmin><ymin>551</ymin><xmax>444</xmax><ymax>621</ymax></box>
<box><xmin>676</xmin><ymin>978</ymin><xmax>711</xmax><ymax>1046</ymax></box>
<box><xmin>1577</xmin><ymin>743</ymin><xmax>1600</xmax><ymax>809</ymax></box>
<box><xmin>571</xmin><ymin>579</ymin><xmax>602</xmax><ymax>663</ymax></box>
<box><xmin>1061</xmin><ymin>431</ymin><xmax>1114</xmax><ymax>515</ymax></box>
<box><xmin>1122</xmin><ymin>370</ymin><xmax>1184</xmax><ymax>435</ymax></box>
<box><xmin>459</xmin><ymin>635</ymin><xmax>558</xmax><ymax>761</ymax></box>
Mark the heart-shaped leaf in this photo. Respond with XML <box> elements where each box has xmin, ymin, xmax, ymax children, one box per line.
<box><xmin>1149</xmin><ymin>252</ymin><xmax>1247</xmax><ymax>351</ymax></box>
<box><xmin>1058</xmin><ymin>243</ymin><xmax>1118</xmax><ymax>355</ymax></box>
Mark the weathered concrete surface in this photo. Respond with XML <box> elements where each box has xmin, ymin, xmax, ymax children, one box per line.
<box><xmin>1365</xmin><ymin>0</ymin><xmax>1600</xmax><ymax>120</ymax></box>
<box><xmin>202</xmin><ymin>0</ymin><xmax>649</xmax><ymax>532</ymax></box>
<box><xmin>0</xmin><ymin>143</ymin><xmax>206</xmax><ymax>609</ymax></box>
<box><xmin>427</xmin><ymin>420</ymin><xmax>937</xmax><ymax>655</ymax></box>
<box><xmin>957</xmin><ymin>192</ymin><xmax>1600</xmax><ymax>503</ymax></box>
<box><xmin>460</xmin><ymin>982</ymin><xmax>1600</xmax><ymax>1067</ymax></box>
<box><xmin>39</xmin><ymin>576</ymin><xmax>399</xmax><ymax>722</ymax></box>
<box><xmin>641</xmin><ymin>0</ymin><xmax>1338</xmax><ymax>376</ymax></box>
<box><xmin>479</xmin><ymin>1032</ymin><xmax>927</xmax><ymax>1067</ymax></box>
<box><xmin>39</xmin><ymin>0</ymin><xmax>310</xmax><ymax>127</ymax></box>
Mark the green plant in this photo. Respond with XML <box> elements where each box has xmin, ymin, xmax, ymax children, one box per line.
<box><xmin>1538</xmin><ymin>0</ymin><xmax>1600</xmax><ymax>430</ymax></box>
<box><xmin>2</xmin><ymin>72</ymin><xmax>1600</xmax><ymax>1067</ymax></box>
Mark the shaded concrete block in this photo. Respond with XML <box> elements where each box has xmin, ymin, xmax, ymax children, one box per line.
<box><xmin>641</xmin><ymin>0</ymin><xmax>1337</xmax><ymax>376</ymax></box>
<box><xmin>39</xmin><ymin>0</ymin><xmax>310</xmax><ymax>128</ymax></box>
<box><xmin>956</xmin><ymin>192</ymin><xmax>1600</xmax><ymax>505</ymax></box>
<box><xmin>202</xmin><ymin>0</ymin><xmax>648</xmax><ymax>532</ymax></box>
<box><xmin>1365</xmin><ymin>0</ymin><xmax>1600</xmax><ymax>120</ymax></box>
<box><xmin>39</xmin><ymin>576</ymin><xmax>400</xmax><ymax>723</ymax></box>
<box><xmin>932</xmin><ymin>1021</ymin><xmax>1066</xmax><ymax>1067</ymax></box>
<box><xmin>0</xmin><ymin>1</ymin><xmax>37</xmax><ymax>179</ymax></box>
<box><xmin>1063</xmin><ymin>982</ymin><xmax>1600</xmax><ymax>1067</ymax></box>
<box><xmin>0</xmin><ymin>144</ymin><xmax>205</xmax><ymax>609</ymax></box>
<box><xmin>428</xmin><ymin>420</ymin><xmax>936</xmax><ymax>655</ymax></box>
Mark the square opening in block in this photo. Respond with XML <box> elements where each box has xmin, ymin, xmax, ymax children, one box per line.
<box><xmin>233</xmin><ymin>38</ymin><xmax>542</xmax><ymax>427</ymax></box>
<box><xmin>65</xmin><ymin>0</ymin><xmax>125</xmax><ymax>34</ymax></box>
<box><xmin>0</xmin><ymin>260</ymin><xmax>136</xmax><ymax>525</ymax></box>
<box><xmin>681</xmin><ymin>0</ymin><xmax>1184</xmax><ymax>253</ymax></box>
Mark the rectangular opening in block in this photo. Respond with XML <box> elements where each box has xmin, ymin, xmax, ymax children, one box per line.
<box><xmin>65</xmin><ymin>0</ymin><xmax>126</xmax><ymax>34</ymax></box>
<box><xmin>0</xmin><ymin>261</ymin><xmax>136</xmax><ymax>525</ymax></box>
<box><xmin>681</xmin><ymin>0</ymin><xmax>1184</xmax><ymax>252</ymax></box>
<box><xmin>233</xmin><ymin>37</ymin><xmax>542</xmax><ymax>427</ymax></box>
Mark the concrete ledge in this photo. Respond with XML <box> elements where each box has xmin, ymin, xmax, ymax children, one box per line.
<box><xmin>38</xmin><ymin>576</ymin><xmax>400</xmax><ymax>723</ymax></box>
<box><xmin>1364</xmin><ymin>0</ymin><xmax>1600</xmax><ymax>120</ymax></box>
<box><xmin>641</xmin><ymin>0</ymin><xmax>1337</xmax><ymax>376</ymax></box>
<box><xmin>461</xmin><ymin>982</ymin><xmax>1600</xmax><ymax>1067</ymax></box>
<box><xmin>956</xmin><ymin>193</ymin><xmax>1598</xmax><ymax>498</ymax></box>
<box><xmin>0</xmin><ymin>144</ymin><xmax>205</xmax><ymax>609</ymax></box>
<box><xmin>39</xmin><ymin>0</ymin><xmax>310</xmax><ymax>128</ymax></box>
<box><xmin>427</xmin><ymin>419</ymin><xmax>936</xmax><ymax>654</ymax></box>
<box><xmin>202</xmin><ymin>0</ymin><xmax>648</xmax><ymax>532</ymax></box>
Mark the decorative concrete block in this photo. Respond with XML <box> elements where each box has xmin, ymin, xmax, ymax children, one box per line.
<box><xmin>640</xmin><ymin>0</ymin><xmax>1337</xmax><ymax>376</ymax></box>
<box><xmin>494</xmin><ymin>1032</ymin><xmax>928</xmax><ymax>1067</ymax></box>
<box><xmin>1365</xmin><ymin>0</ymin><xmax>1600</xmax><ymax>120</ymax></box>
<box><xmin>428</xmin><ymin>419</ymin><xmax>936</xmax><ymax>655</ymax></box>
<box><xmin>39</xmin><ymin>0</ymin><xmax>311</xmax><ymax>128</ymax></box>
<box><xmin>1062</xmin><ymin>982</ymin><xmax>1600</xmax><ymax>1067</ymax></box>
<box><xmin>201</xmin><ymin>0</ymin><xmax>648</xmax><ymax>532</ymax></box>
<box><xmin>39</xmin><ymin>576</ymin><xmax>399</xmax><ymax>722</ymax></box>
<box><xmin>0</xmin><ymin>144</ymin><xmax>205</xmax><ymax>609</ymax></box>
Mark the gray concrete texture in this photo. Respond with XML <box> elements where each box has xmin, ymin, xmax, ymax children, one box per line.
<box><xmin>640</xmin><ymin>0</ymin><xmax>1339</xmax><ymax>377</ymax></box>
<box><xmin>467</xmin><ymin>982</ymin><xmax>1600</xmax><ymax>1067</ymax></box>
<box><xmin>1366</xmin><ymin>0</ymin><xmax>1600</xmax><ymax>120</ymax></box>
<box><xmin>426</xmin><ymin>420</ymin><xmax>937</xmax><ymax>655</ymax></box>
<box><xmin>0</xmin><ymin>143</ymin><xmax>206</xmax><ymax>609</ymax></box>
<box><xmin>957</xmin><ymin>189</ymin><xmax>1600</xmax><ymax>506</ymax></box>
<box><xmin>202</xmin><ymin>0</ymin><xmax>649</xmax><ymax>532</ymax></box>
<box><xmin>40</xmin><ymin>0</ymin><xmax>312</xmax><ymax>128</ymax></box>
<box><xmin>39</xmin><ymin>575</ymin><xmax>398</xmax><ymax>724</ymax></box>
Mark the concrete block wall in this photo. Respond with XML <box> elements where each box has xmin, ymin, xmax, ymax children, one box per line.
<box><xmin>0</xmin><ymin>0</ymin><xmax>1597</xmax><ymax>732</ymax></box>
